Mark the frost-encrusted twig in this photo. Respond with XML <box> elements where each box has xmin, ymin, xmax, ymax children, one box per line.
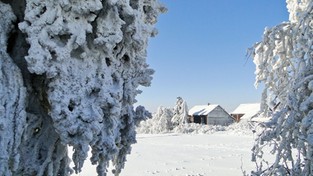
<box><xmin>251</xmin><ymin>0</ymin><xmax>313</xmax><ymax>175</ymax></box>
<box><xmin>0</xmin><ymin>0</ymin><xmax>165</xmax><ymax>175</ymax></box>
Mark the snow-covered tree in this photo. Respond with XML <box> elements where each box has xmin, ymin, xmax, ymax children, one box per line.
<box><xmin>251</xmin><ymin>0</ymin><xmax>313</xmax><ymax>175</ymax></box>
<box><xmin>137</xmin><ymin>106</ymin><xmax>173</xmax><ymax>134</ymax></box>
<box><xmin>171</xmin><ymin>96</ymin><xmax>189</xmax><ymax>126</ymax></box>
<box><xmin>0</xmin><ymin>1</ymin><xmax>165</xmax><ymax>176</ymax></box>
<box><xmin>137</xmin><ymin>97</ymin><xmax>189</xmax><ymax>134</ymax></box>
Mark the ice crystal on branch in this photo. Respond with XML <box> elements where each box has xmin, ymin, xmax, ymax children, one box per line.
<box><xmin>251</xmin><ymin>0</ymin><xmax>313</xmax><ymax>175</ymax></box>
<box><xmin>0</xmin><ymin>0</ymin><xmax>165</xmax><ymax>175</ymax></box>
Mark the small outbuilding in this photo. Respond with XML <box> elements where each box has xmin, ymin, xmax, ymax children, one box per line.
<box><xmin>231</xmin><ymin>103</ymin><xmax>260</xmax><ymax>122</ymax></box>
<box><xmin>188</xmin><ymin>104</ymin><xmax>234</xmax><ymax>125</ymax></box>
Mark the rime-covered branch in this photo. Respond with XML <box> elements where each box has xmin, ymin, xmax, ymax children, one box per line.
<box><xmin>0</xmin><ymin>2</ymin><xmax>26</xmax><ymax>174</ymax></box>
<box><xmin>0</xmin><ymin>0</ymin><xmax>165</xmax><ymax>175</ymax></box>
<box><xmin>251</xmin><ymin>0</ymin><xmax>313</xmax><ymax>175</ymax></box>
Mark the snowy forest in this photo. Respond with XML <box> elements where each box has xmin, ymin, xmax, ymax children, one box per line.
<box><xmin>1</xmin><ymin>0</ymin><xmax>313</xmax><ymax>176</ymax></box>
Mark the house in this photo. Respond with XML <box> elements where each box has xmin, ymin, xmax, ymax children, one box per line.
<box><xmin>231</xmin><ymin>103</ymin><xmax>260</xmax><ymax>122</ymax></box>
<box><xmin>188</xmin><ymin>104</ymin><xmax>234</xmax><ymax>125</ymax></box>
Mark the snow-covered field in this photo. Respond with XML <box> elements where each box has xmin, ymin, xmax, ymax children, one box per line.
<box><xmin>73</xmin><ymin>129</ymin><xmax>271</xmax><ymax>176</ymax></box>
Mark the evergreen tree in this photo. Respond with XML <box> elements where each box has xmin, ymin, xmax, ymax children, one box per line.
<box><xmin>0</xmin><ymin>1</ymin><xmax>165</xmax><ymax>175</ymax></box>
<box><xmin>137</xmin><ymin>97</ymin><xmax>189</xmax><ymax>134</ymax></box>
<box><xmin>171</xmin><ymin>97</ymin><xmax>189</xmax><ymax>126</ymax></box>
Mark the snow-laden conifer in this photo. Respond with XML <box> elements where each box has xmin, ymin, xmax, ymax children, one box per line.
<box><xmin>137</xmin><ymin>106</ymin><xmax>173</xmax><ymax>134</ymax></box>
<box><xmin>0</xmin><ymin>0</ymin><xmax>165</xmax><ymax>175</ymax></box>
<box><xmin>138</xmin><ymin>97</ymin><xmax>189</xmax><ymax>134</ymax></box>
<box><xmin>171</xmin><ymin>97</ymin><xmax>189</xmax><ymax>126</ymax></box>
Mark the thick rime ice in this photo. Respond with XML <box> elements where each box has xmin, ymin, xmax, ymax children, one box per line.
<box><xmin>0</xmin><ymin>0</ymin><xmax>165</xmax><ymax>175</ymax></box>
<box><xmin>251</xmin><ymin>0</ymin><xmax>313</xmax><ymax>175</ymax></box>
<box><xmin>0</xmin><ymin>3</ymin><xmax>26</xmax><ymax>175</ymax></box>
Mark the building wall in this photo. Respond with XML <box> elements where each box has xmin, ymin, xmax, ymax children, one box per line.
<box><xmin>231</xmin><ymin>114</ymin><xmax>244</xmax><ymax>122</ymax></box>
<box><xmin>193</xmin><ymin>115</ymin><xmax>207</xmax><ymax>124</ymax></box>
<box><xmin>207</xmin><ymin>106</ymin><xmax>233</xmax><ymax>125</ymax></box>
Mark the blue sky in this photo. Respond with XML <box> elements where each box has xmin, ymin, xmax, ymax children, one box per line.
<box><xmin>136</xmin><ymin>0</ymin><xmax>289</xmax><ymax>113</ymax></box>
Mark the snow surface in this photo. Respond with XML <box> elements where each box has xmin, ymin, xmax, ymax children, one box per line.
<box><xmin>72</xmin><ymin>123</ymin><xmax>273</xmax><ymax>176</ymax></box>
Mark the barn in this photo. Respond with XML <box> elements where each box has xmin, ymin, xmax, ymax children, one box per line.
<box><xmin>188</xmin><ymin>104</ymin><xmax>234</xmax><ymax>125</ymax></box>
<box><xmin>231</xmin><ymin>103</ymin><xmax>260</xmax><ymax>122</ymax></box>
